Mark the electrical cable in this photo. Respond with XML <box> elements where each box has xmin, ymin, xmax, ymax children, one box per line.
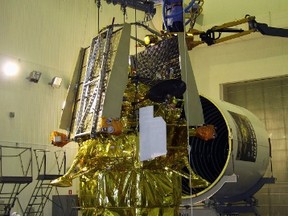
<box><xmin>179</xmin><ymin>19</ymin><xmax>194</xmax><ymax>215</ymax></box>
<box><xmin>133</xmin><ymin>1</ymin><xmax>140</xmax><ymax>132</ymax></box>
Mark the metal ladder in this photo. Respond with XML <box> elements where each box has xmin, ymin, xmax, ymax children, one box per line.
<box><xmin>23</xmin><ymin>149</ymin><xmax>66</xmax><ymax>216</ymax></box>
<box><xmin>23</xmin><ymin>179</ymin><xmax>52</xmax><ymax>216</ymax></box>
<box><xmin>0</xmin><ymin>180</ymin><xmax>31</xmax><ymax>216</ymax></box>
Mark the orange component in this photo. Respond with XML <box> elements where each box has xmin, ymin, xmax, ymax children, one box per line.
<box><xmin>99</xmin><ymin>117</ymin><xmax>123</xmax><ymax>135</ymax></box>
<box><xmin>195</xmin><ymin>125</ymin><xmax>216</xmax><ymax>141</ymax></box>
<box><xmin>50</xmin><ymin>131</ymin><xmax>70</xmax><ymax>147</ymax></box>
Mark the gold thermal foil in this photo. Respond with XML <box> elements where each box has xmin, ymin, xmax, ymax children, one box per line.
<box><xmin>52</xmin><ymin>78</ymin><xmax>210</xmax><ymax>215</ymax></box>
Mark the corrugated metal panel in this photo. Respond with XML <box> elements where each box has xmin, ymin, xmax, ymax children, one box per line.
<box><xmin>223</xmin><ymin>76</ymin><xmax>288</xmax><ymax>215</ymax></box>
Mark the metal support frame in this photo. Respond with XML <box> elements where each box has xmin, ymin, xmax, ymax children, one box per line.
<box><xmin>212</xmin><ymin>177</ymin><xmax>276</xmax><ymax>216</ymax></box>
<box><xmin>187</xmin><ymin>15</ymin><xmax>288</xmax><ymax>49</ymax></box>
<box><xmin>24</xmin><ymin>149</ymin><xmax>66</xmax><ymax>216</ymax></box>
<box><xmin>66</xmin><ymin>23</ymin><xmax>131</xmax><ymax>140</ymax></box>
<box><xmin>74</xmin><ymin>25</ymin><xmax>114</xmax><ymax>139</ymax></box>
<box><xmin>0</xmin><ymin>145</ymin><xmax>33</xmax><ymax>216</ymax></box>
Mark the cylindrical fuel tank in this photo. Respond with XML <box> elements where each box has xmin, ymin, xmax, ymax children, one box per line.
<box><xmin>182</xmin><ymin>96</ymin><xmax>270</xmax><ymax>204</ymax></box>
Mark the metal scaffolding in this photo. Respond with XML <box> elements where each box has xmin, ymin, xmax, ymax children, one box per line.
<box><xmin>0</xmin><ymin>145</ymin><xmax>33</xmax><ymax>216</ymax></box>
<box><xmin>24</xmin><ymin>149</ymin><xmax>66</xmax><ymax>216</ymax></box>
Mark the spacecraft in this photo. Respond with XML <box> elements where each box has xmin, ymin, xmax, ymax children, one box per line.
<box><xmin>49</xmin><ymin>1</ymin><xmax>288</xmax><ymax>215</ymax></box>
<box><xmin>50</xmin><ymin>23</ymin><xmax>274</xmax><ymax>216</ymax></box>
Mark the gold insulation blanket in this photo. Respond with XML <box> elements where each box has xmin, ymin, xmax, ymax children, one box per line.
<box><xmin>52</xmin><ymin>80</ymin><xmax>209</xmax><ymax>215</ymax></box>
<box><xmin>79</xmin><ymin>136</ymin><xmax>182</xmax><ymax>216</ymax></box>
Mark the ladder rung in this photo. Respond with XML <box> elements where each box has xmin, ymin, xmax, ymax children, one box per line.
<box><xmin>32</xmin><ymin>194</ymin><xmax>49</xmax><ymax>197</ymax></box>
<box><xmin>36</xmin><ymin>186</ymin><xmax>50</xmax><ymax>189</ymax></box>
<box><xmin>29</xmin><ymin>203</ymin><xmax>42</xmax><ymax>205</ymax></box>
<box><xmin>35</xmin><ymin>186</ymin><xmax>49</xmax><ymax>189</ymax></box>
<box><xmin>0</xmin><ymin>192</ymin><xmax>17</xmax><ymax>195</ymax></box>
<box><xmin>83</xmin><ymin>78</ymin><xmax>99</xmax><ymax>87</ymax></box>
<box><xmin>25</xmin><ymin>211</ymin><xmax>38</xmax><ymax>213</ymax></box>
<box><xmin>27</xmin><ymin>204</ymin><xmax>40</xmax><ymax>207</ymax></box>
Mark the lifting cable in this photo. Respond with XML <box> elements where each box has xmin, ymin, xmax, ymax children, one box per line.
<box><xmin>96</xmin><ymin>0</ymin><xmax>101</xmax><ymax>33</ymax></box>
<box><xmin>121</xmin><ymin>4</ymin><xmax>127</xmax><ymax>23</ymax></box>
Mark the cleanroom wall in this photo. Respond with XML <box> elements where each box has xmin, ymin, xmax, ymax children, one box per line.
<box><xmin>0</xmin><ymin>0</ymin><xmax>145</xmax><ymax>215</ymax></box>
<box><xmin>188</xmin><ymin>0</ymin><xmax>288</xmax><ymax>98</ymax></box>
<box><xmin>223</xmin><ymin>77</ymin><xmax>288</xmax><ymax>215</ymax></box>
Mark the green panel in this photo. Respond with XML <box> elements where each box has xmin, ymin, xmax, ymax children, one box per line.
<box><xmin>177</xmin><ymin>33</ymin><xmax>204</xmax><ymax>126</ymax></box>
<box><xmin>102</xmin><ymin>23</ymin><xmax>131</xmax><ymax>118</ymax></box>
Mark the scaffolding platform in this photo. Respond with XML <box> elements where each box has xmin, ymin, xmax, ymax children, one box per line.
<box><xmin>0</xmin><ymin>145</ymin><xmax>33</xmax><ymax>216</ymax></box>
<box><xmin>0</xmin><ymin>176</ymin><xmax>32</xmax><ymax>184</ymax></box>
<box><xmin>24</xmin><ymin>149</ymin><xmax>66</xmax><ymax>216</ymax></box>
<box><xmin>37</xmin><ymin>174</ymin><xmax>62</xmax><ymax>181</ymax></box>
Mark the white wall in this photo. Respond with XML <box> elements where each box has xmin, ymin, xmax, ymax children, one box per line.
<box><xmin>191</xmin><ymin>34</ymin><xmax>288</xmax><ymax>99</ymax></box>
<box><xmin>188</xmin><ymin>1</ymin><xmax>288</xmax><ymax>99</ymax></box>
<box><xmin>202</xmin><ymin>0</ymin><xmax>288</xmax><ymax>27</ymax></box>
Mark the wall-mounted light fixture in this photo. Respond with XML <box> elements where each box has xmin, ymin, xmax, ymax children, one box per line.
<box><xmin>9</xmin><ymin>112</ymin><xmax>15</xmax><ymax>118</ymax></box>
<box><xmin>49</xmin><ymin>76</ymin><xmax>62</xmax><ymax>88</ymax></box>
<box><xmin>27</xmin><ymin>71</ymin><xmax>42</xmax><ymax>83</ymax></box>
<box><xmin>3</xmin><ymin>61</ymin><xmax>20</xmax><ymax>76</ymax></box>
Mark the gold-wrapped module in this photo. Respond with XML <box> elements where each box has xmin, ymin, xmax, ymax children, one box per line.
<box><xmin>77</xmin><ymin>132</ymin><xmax>183</xmax><ymax>216</ymax></box>
<box><xmin>51</xmin><ymin>79</ymin><xmax>210</xmax><ymax>215</ymax></box>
